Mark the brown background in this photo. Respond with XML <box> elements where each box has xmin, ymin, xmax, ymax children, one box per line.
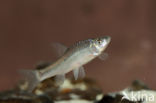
<box><xmin>0</xmin><ymin>0</ymin><xmax>156</xmax><ymax>93</ymax></box>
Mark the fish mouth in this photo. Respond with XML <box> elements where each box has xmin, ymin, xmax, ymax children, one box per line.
<box><xmin>104</xmin><ymin>36</ymin><xmax>111</xmax><ymax>44</ymax></box>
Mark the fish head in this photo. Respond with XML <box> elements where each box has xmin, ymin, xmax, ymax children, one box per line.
<box><xmin>90</xmin><ymin>36</ymin><xmax>111</xmax><ymax>55</ymax></box>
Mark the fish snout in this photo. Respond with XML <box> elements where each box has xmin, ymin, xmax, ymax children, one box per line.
<box><xmin>103</xmin><ymin>36</ymin><xmax>111</xmax><ymax>44</ymax></box>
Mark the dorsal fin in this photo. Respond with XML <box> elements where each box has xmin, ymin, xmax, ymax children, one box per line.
<box><xmin>51</xmin><ymin>42</ymin><xmax>68</xmax><ymax>57</ymax></box>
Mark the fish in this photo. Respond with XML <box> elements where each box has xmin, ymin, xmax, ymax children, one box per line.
<box><xmin>20</xmin><ymin>36</ymin><xmax>111</xmax><ymax>92</ymax></box>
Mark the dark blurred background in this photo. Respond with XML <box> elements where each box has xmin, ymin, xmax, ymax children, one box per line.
<box><xmin>0</xmin><ymin>0</ymin><xmax>156</xmax><ymax>93</ymax></box>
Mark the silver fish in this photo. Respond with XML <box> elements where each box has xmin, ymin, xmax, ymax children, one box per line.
<box><xmin>20</xmin><ymin>36</ymin><xmax>111</xmax><ymax>92</ymax></box>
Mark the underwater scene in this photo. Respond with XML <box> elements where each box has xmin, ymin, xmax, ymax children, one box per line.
<box><xmin>0</xmin><ymin>1</ymin><xmax>156</xmax><ymax>103</ymax></box>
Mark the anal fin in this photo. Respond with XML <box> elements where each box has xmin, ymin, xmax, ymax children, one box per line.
<box><xmin>55</xmin><ymin>74</ymin><xmax>65</xmax><ymax>85</ymax></box>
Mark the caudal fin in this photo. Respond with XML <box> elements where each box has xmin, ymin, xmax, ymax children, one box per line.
<box><xmin>19</xmin><ymin>69</ymin><xmax>40</xmax><ymax>92</ymax></box>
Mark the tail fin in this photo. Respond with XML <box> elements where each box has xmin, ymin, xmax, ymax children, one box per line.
<box><xmin>19</xmin><ymin>69</ymin><xmax>40</xmax><ymax>92</ymax></box>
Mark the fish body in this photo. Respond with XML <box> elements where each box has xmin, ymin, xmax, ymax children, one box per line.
<box><xmin>20</xmin><ymin>36</ymin><xmax>111</xmax><ymax>92</ymax></box>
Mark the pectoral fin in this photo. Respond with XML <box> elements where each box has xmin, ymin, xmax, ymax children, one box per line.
<box><xmin>51</xmin><ymin>42</ymin><xmax>68</xmax><ymax>57</ymax></box>
<box><xmin>79</xmin><ymin>66</ymin><xmax>85</xmax><ymax>78</ymax></box>
<box><xmin>73</xmin><ymin>69</ymin><xmax>79</xmax><ymax>80</ymax></box>
<box><xmin>55</xmin><ymin>74</ymin><xmax>65</xmax><ymax>85</ymax></box>
<box><xmin>98</xmin><ymin>52</ymin><xmax>109</xmax><ymax>60</ymax></box>
<box><xmin>73</xmin><ymin>66</ymin><xmax>85</xmax><ymax>80</ymax></box>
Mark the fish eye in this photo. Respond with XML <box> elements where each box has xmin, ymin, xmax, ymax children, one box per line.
<box><xmin>98</xmin><ymin>40</ymin><xmax>102</xmax><ymax>44</ymax></box>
